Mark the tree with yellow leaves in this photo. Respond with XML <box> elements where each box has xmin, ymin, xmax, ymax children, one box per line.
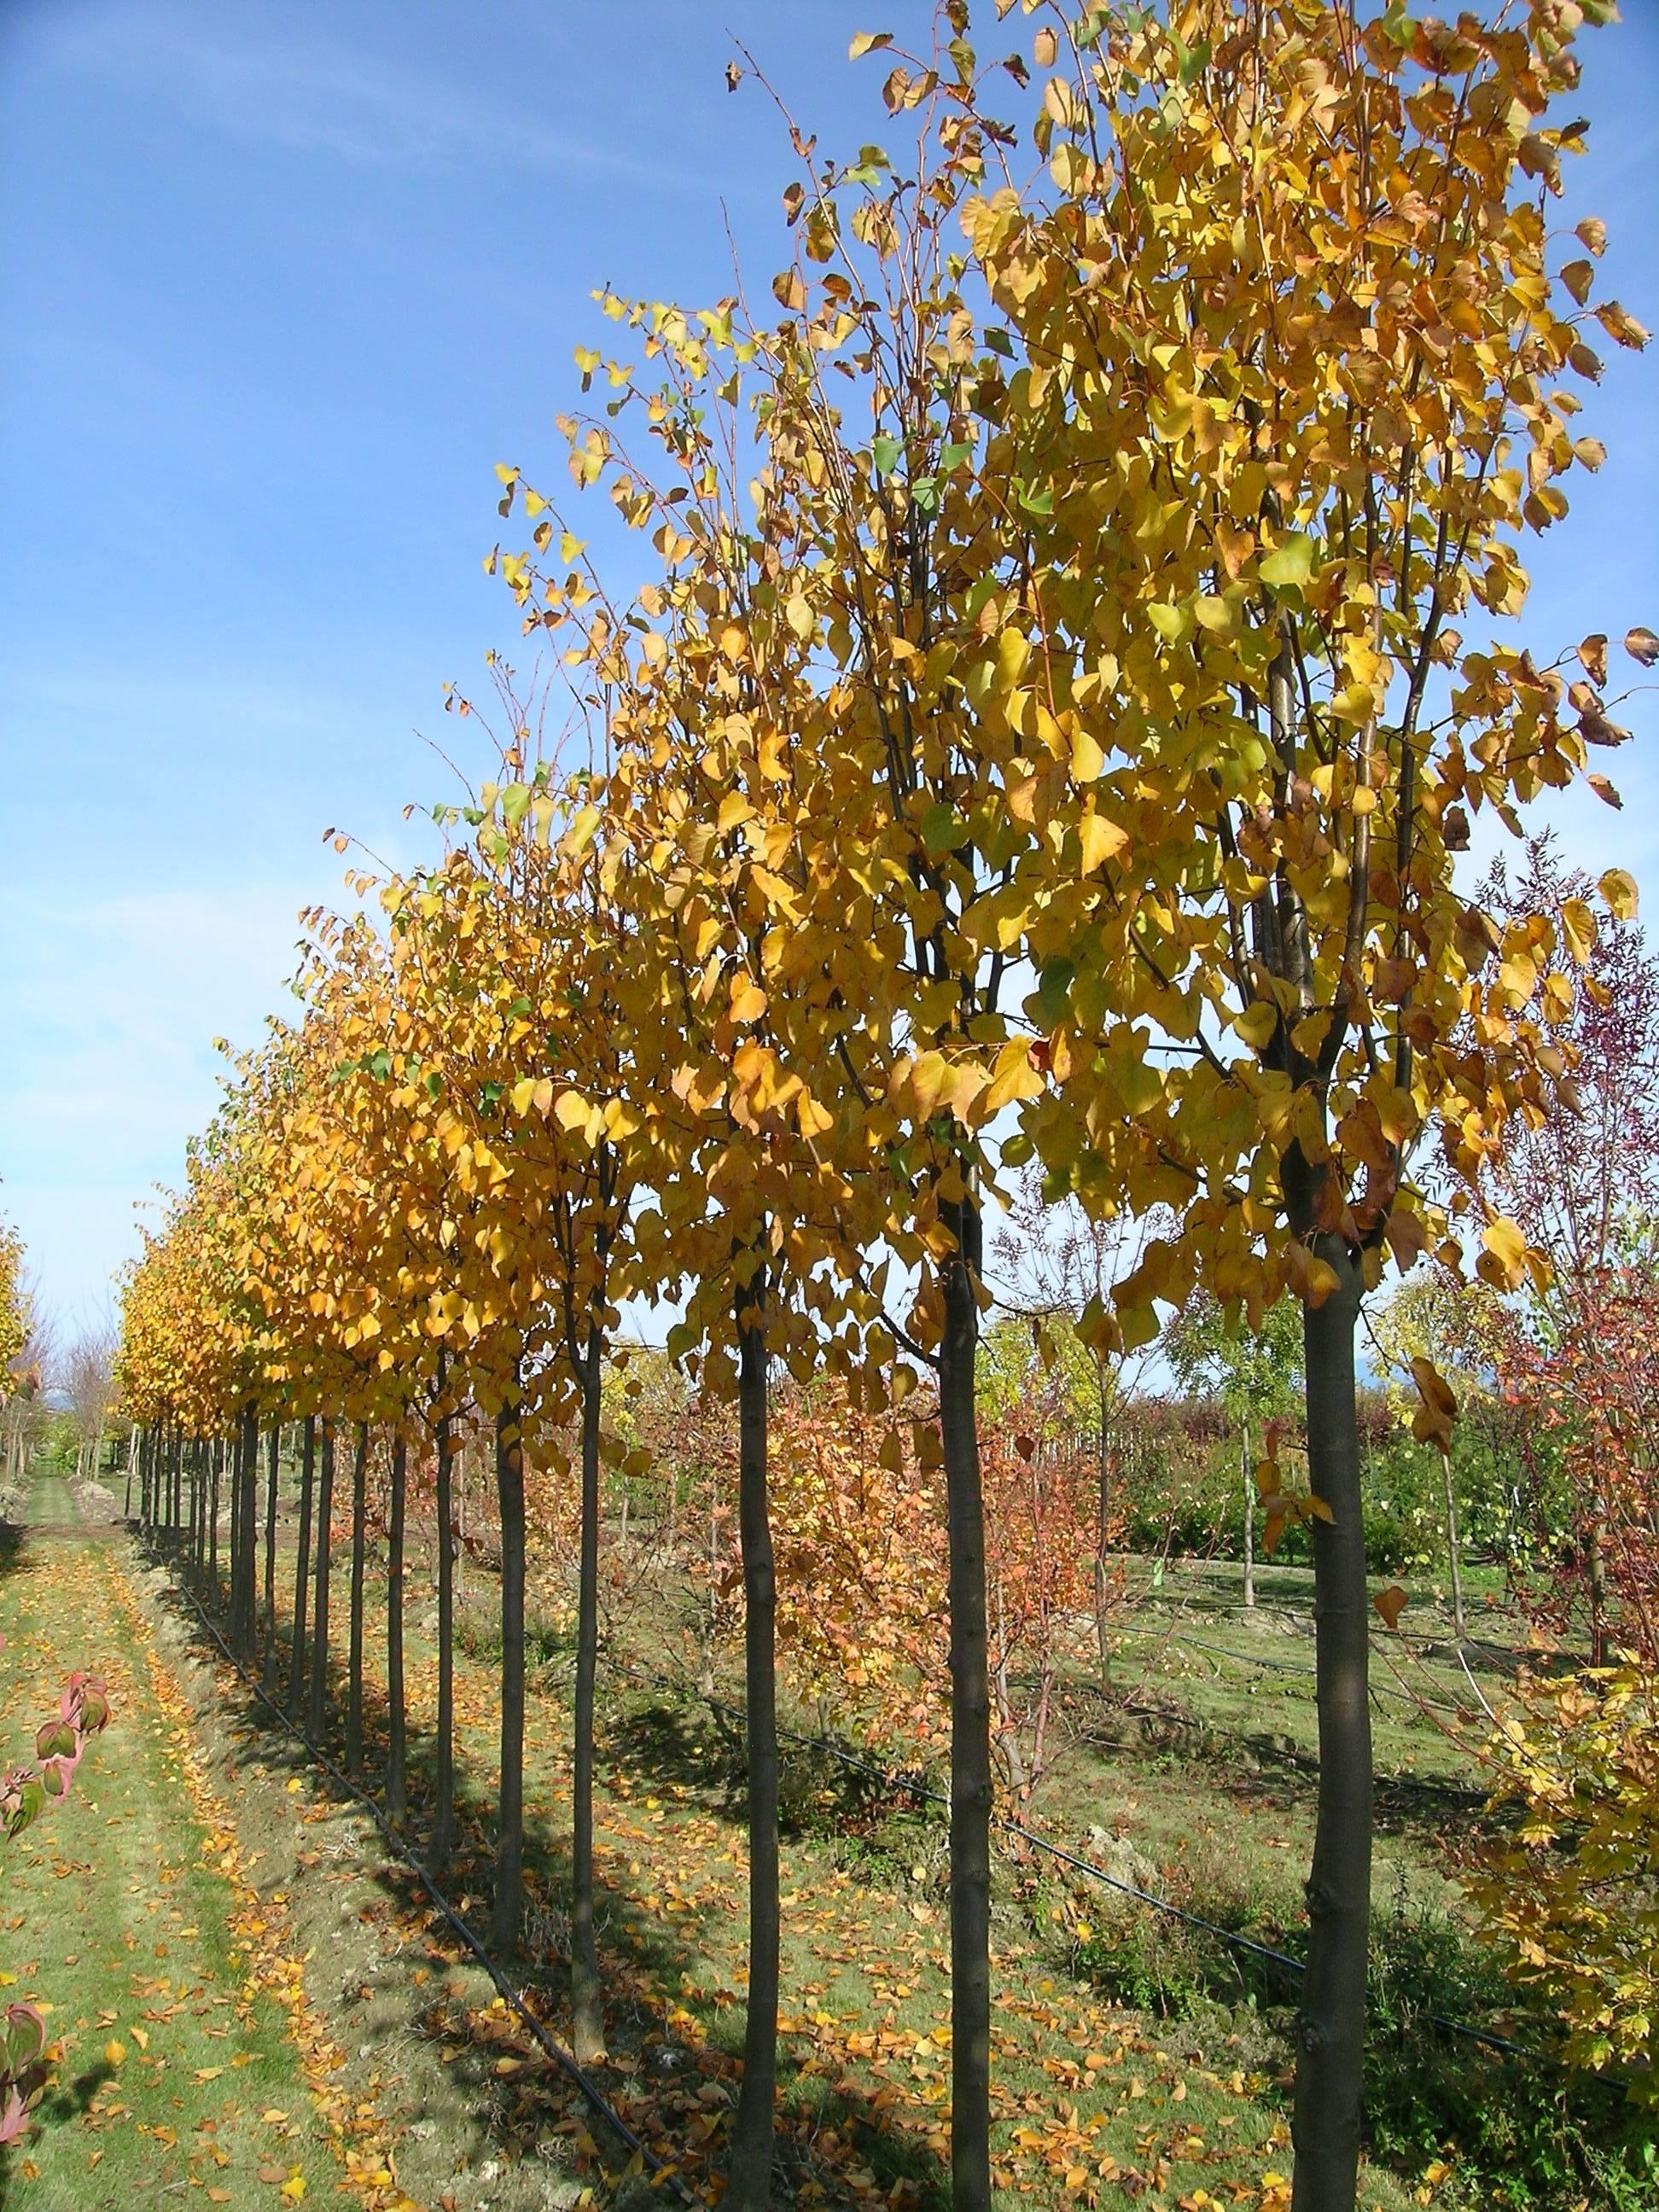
<box><xmin>0</xmin><ymin>1216</ymin><xmax>29</xmax><ymax>1409</ymax></box>
<box><xmin>934</xmin><ymin>4</ymin><xmax>1645</xmax><ymax>2201</ymax></box>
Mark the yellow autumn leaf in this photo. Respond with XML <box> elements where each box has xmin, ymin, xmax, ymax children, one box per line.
<box><xmin>1078</xmin><ymin>812</ymin><xmax>1128</xmax><ymax>873</ymax></box>
<box><xmin>1599</xmin><ymin>867</ymin><xmax>1639</xmax><ymax>921</ymax></box>
<box><xmin>1481</xmin><ymin>1216</ymin><xmax>1528</xmax><ymax>1285</ymax></box>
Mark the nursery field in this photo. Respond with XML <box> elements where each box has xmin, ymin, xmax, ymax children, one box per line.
<box><xmin>0</xmin><ymin>1482</ymin><xmax>346</xmax><ymax>2210</ymax></box>
<box><xmin>9</xmin><ymin>1459</ymin><xmax>1641</xmax><ymax>2212</ymax></box>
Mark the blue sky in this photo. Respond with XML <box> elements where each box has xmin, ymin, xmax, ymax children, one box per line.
<box><xmin>1</xmin><ymin>0</ymin><xmax>1656</xmax><ymax>1328</ymax></box>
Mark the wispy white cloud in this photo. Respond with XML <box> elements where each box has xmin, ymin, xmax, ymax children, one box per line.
<box><xmin>45</xmin><ymin>1</ymin><xmax>677</xmax><ymax>184</ymax></box>
<box><xmin>0</xmin><ymin>876</ymin><xmax>349</xmax><ymax>1320</ymax></box>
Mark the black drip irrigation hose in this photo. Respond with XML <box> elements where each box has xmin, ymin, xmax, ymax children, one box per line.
<box><xmin>142</xmin><ymin>1532</ymin><xmax>1544</xmax><ymax>2139</ymax></box>
<box><xmin>1109</xmin><ymin>1619</ymin><xmax>1476</xmax><ymax>1718</ymax></box>
<box><xmin>619</xmin><ymin>1663</ymin><xmax>1543</xmax><ymax>2066</ymax></box>
<box><xmin>148</xmin><ymin>1550</ymin><xmax>691</xmax><ymax>2201</ymax></box>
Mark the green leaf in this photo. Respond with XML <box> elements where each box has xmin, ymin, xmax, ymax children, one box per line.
<box><xmin>1258</xmin><ymin>533</ymin><xmax>1317</xmax><ymax>591</ymax></box>
<box><xmin>940</xmin><ymin>440</ymin><xmax>975</xmax><ymax>473</ymax></box>
<box><xmin>911</xmin><ymin>475</ymin><xmax>940</xmax><ymax>515</ymax></box>
<box><xmin>500</xmin><ymin>782</ymin><xmax>531</xmax><ymax>828</ymax></box>
<box><xmin>871</xmin><ymin>434</ymin><xmax>902</xmax><ymax>480</ymax></box>
<box><xmin>1034</xmin><ymin>958</ymin><xmax>1074</xmax><ymax>1027</ymax></box>
<box><xmin>1017</xmin><ymin>482</ymin><xmax>1054</xmax><ymax>516</ymax></box>
<box><xmin>921</xmin><ymin>801</ymin><xmax>966</xmax><ymax>856</ymax></box>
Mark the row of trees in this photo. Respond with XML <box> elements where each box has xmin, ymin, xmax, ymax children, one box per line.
<box><xmin>116</xmin><ymin>7</ymin><xmax>1648</xmax><ymax>2208</ymax></box>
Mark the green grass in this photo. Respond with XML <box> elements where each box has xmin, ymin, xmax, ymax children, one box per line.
<box><xmin>0</xmin><ymin>1474</ymin><xmax>341</xmax><ymax>2209</ymax></box>
<box><xmin>148</xmin><ymin>1480</ymin><xmax>1655</xmax><ymax>2210</ymax></box>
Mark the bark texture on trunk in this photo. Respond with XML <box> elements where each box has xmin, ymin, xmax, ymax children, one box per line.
<box><xmin>209</xmin><ymin>1440</ymin><xmax>222</xmax><ymax>1599</ymax></box>
<box><xmin>234</xmin><ymin>1404</ymin><xmax>259</xmax><ymax>1661</ymax></box>
<box><xmin>387</xmin><ymin>1430</ymin><xmax>407</xmax><ymax>1821</ymax></box>
<box><xmin>727</xmin><ymin>1274</ymin><xmax>778</xmax><ymax>2212</ymax></box>
<box><xmin>262</xmin><ymin>1423</ymin><xmax>281</xmax><ymax>1687</ymax></box>
<box><xmin>434</xmin><ymin>1394</ymin><xmax>455</xmax><ymax>1876</ymax></box>
<box><xmin>290</xmin><ymin>1417</ymin><xmax>315</xmax><ymax>1718</ymax></box>
<box><xmin>1291</xmin><ymin>1232</ymin><xmax>1371</xmax><ymax>2212</ymax></box>
<box><xmin>346</xmin><ymin>1423</ymin><xmax>368</xmax><ymax>1778</ymax></box>
<box><xmin>308</xmin><ymin>1423</ymin><xmax>335</xmax><ymax>1741</ymax></box>
<box><xmin>228</xmin><ymin>1427</ymin><xmax>242</xmax><ymax>1613</ymax></box>
<box><xmin>494</xmin><ymin>1396</ymin><xmax>526</xmax><ymax>1957</ymax></box>
<box><xmin>940</xmin><ymin>1191</ymin><xmax>992</xmax><ymax>2212</ymax></box>
<box><xmin>571</xmin><ymin>1348</ymin><xmax>604</xmax><ymax>2063</ymax></box>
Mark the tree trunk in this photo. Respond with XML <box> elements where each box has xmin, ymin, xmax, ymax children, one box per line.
<box><xmin>1093</xmin><ymin>1379</ymin><xmax>1112</xmax><ymax>1689</ymax></box>
<box><xmin>940</xmin><ymin>1191</ymin><xmax>992</xmax><ymax>2212</ymax></box>
<box><xmin>262</xmin><ymin>1423</ymin><xmax>281</xmax><ymax>1687</ymax></box>
<box><xmin>235</xmin><ymin>1403</ymin><xmax>259</xmax><ymax>1662</ymax></box>
<box><xmin>227</xmin><ymin>1426</ymin><xmax>242</xmax><ymax>1612</ymax></box>
<box><xmin>209</xmin><ymin>1439</ymin><xmax>222</xmax><ymax>1599</ymax></box>
<box><xmin>308</xmin><ymin>1422</ymin><xmax>335</xmax><ymax>1741</ymax></box>
<box><xmin>1437</xmin><ymin>1446</ymin><xmax>1464</xmax><ymax>1642</ymax></box>
<box><xmin>571</xmin><ymin>1346</ymin><xmax>604</xmax><ymax>2062</ymax></box>
<box><xmin>434</xmin><ymin>1380</ymin><xmax>455</xmax><ymax>1876</ymax></box>
<box><xmin>290</xmin><ymin>1417</ymin><xmax>315</xmax><ymax>1718</ymax></box>
<box><xmin>346</xmin><ymin>1423</ymin><xmax>369</xmax><ymax>1778</ymax></box>
<box><xmin>1243</xmin><ymin>1417</ymin><xmax>1256</xmax><ymax>1611</ymax></box>
<box><xmin>727</xmin><ymin>1272</ymin><xmax>779</xmax><ymax>2212</ymax></box>
<box><xmin>994</xmin><ymin>1573</ymin><xmax>1027</xmax><ymax>1797</ymax></box>
<box><xmin>1291</xmin><ymin>1235</ymin><xmax>1372</xmax><ymax>2212</ymax></box>
<box><xmin>494</xmin><ymin>1395</ymin><xmax>526</xmax><ymax>1956</ymax></box>
<box><xmin>387</xmin><ymin>1430</ymin><xmax>407</xmax><ymax>1821</ymax></box>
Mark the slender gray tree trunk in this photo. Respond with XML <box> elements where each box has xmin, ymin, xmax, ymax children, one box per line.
<box><xmin>1291</xmin><ymin>1234</ymin><xmax>1371</xmax><ymax>2212</ymax></box>
<box><xmin>346</xmin><ymin>1423</ymin><xmax>368</xmax><ymax>1778</ymax></box>
<box><xmin>262</xmin><ymin>1423</ymin><xmax>281</xmax><ymax>1687</ymax></box>
<box><xmin>387</xmin><ymin>1430</ymin><xmax>406</xmax><ymax>1820</ymax></box>
<box><xmin>572</xmin><ymin>1348</ymin><xmax>603</xmax><ymax>2061</ymax></box>
<box><xmin>1437</xmin><ymin>1446</ymin><xmax>1464</xmax><ymax>1641</ymax></box>
<box><xmin>493</xmin><ymin>1395</ymin><xmax>526</xmax><ymax>1956</ymax></box>
<box><xmin>308</xmin><ymin>1423</ymin><xmax>335</xmax><ymax>1740</ymax></box>
<box><xmin>727</xmin><ymin>1271</ymin><xmax>778</xmax><ymax>2212</ymax></box>
<box><xmin>433</xmin><ymin>1379</ymin><xmax>455</xmax><ymax>1876</ymax></box>
<box><xmin>209</xmin><ymin>1438</ymin><xmax>222</xmax><ymax>1598</ymax></box>
<box><xmin>289</xmin><ymin>1417</ymin><xmax>315</xmax><ymax>1717</ymax></box>
<box><xmin>234</xmin><ymin>1404</ymin><xmax>259</xmax><ymax>1660</ymax></box>
<box><xmin>940</xmin><ymin>1191</ymin><xmax>992</xmax><ymax>2212</ymax></box>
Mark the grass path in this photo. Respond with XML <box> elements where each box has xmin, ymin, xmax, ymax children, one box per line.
<box><xmin>0</xmin><ymin>1475</ymin><xmax>397</xmax><ymax>2209</ymax></box>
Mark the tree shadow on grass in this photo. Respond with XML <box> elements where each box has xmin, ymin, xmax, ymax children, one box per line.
<box><xmin>134</xmin><ymin>1531</ymin><xmax>952</xmax><ymax>2209</ymax></box>
<box><xmin>0</xmin><ymin>2063</ymin><xmax>114</xmax><ymax>2212</ymax></box>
